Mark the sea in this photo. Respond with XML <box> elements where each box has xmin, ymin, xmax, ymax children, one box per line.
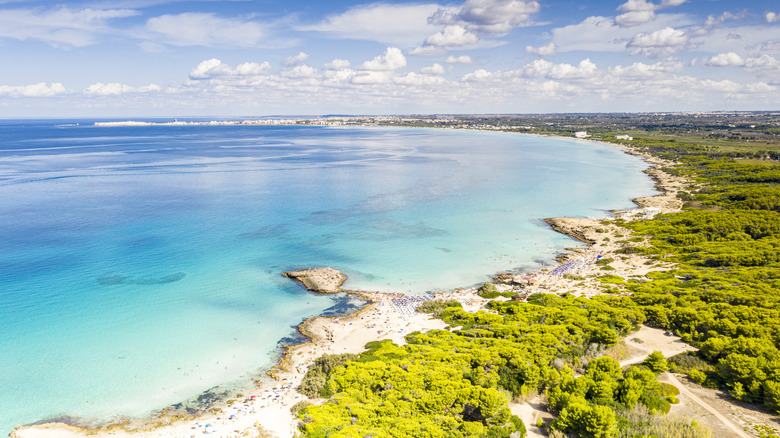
<box><xmin>0</xmin><ymin>120</ymin><xmax>657</xmax><ymax>433</ymax></box>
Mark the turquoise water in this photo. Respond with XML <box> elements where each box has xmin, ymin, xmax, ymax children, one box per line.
<box><xmin>0</xmin><ymin>122</ymin><xmax>656</xmax><ymax>432</ymax></box>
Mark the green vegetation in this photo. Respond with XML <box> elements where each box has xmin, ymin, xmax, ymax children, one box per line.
<box><xmin>477</xmin><ymin>282</ymin><xmax>515</xmax><ymax>299</ymax></box>
<box><xmin>297</xmin><ymin>293</ymin><xmax>668</xmax><ymax>437</ymax></box>
<box><xmin>295</xmin><ymin>113</ymin><xmax>780</xmax><ymax>436</ymax></box>
<box><xmin>416</xmin><ymin>299</ymin><xmax>463</xmax><ymax>318</ymax></box>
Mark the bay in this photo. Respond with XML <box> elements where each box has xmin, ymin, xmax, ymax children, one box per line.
<box><xmin>0</xmin><ymin>121</ymin><xmax>656</xmax><ymax>432</ymax></box>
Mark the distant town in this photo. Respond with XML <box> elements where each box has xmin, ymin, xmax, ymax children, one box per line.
<box><xmin>96</xmin><ymin>112</ymin><xmax>780</xmax><ymax>147</ymax></box>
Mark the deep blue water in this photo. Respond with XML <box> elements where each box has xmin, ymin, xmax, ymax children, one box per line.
<box><xmin>0</xmin><ymin>120</ymin><xmax>657</xmax><ymax>432</ymax></box>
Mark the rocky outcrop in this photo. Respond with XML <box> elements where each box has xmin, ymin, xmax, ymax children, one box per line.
<box><xmin>543</xmin><ymin>218</ymin><xmax>596</xmax><ymax>244</ymax></box>
<box><xmin>282</xmin><ymin>268</ymin><xmax>347</xmax><ymax>293</ymax></box>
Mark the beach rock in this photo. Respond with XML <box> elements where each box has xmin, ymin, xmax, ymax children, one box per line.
<box><xmin>283</xmin><ymin>268</ymin><xmax>347</xmax><ymax>293</ymax></box>
<box><xmin>544</xmin><ymin>218</ymin><xmax>596</xmax><ymax>244</ymax></box>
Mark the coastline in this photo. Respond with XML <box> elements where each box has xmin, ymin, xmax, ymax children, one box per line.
<box><xmin>10</xmin><ymin>133</ymin><xmax>685</xmax><ymax>438</ymax></box>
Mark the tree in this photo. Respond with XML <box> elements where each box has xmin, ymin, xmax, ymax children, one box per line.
<box><xmin>644</xmin><ymin>351</ymin><xmax>669</xmax><ymax>373</ymax></box>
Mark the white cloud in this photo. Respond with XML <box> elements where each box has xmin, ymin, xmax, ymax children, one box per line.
<box><xmin>610</xmin><ymin>59</ymin><xmax>683</xmax><ymax>79</ymax></box>
<box><xmin>351</xmin><ymin>71</ymin><xmax>394</xmax><ymax>84</ymax></box>
<box><xmin>704</xmin><ymin>52</ymin><xmax>745</xmax><ymax>67</ymax></box>
<box><xmin>144</xmin><ymin>13</ymin><xmax>265</xmax><ymax>47</ymax></box>
<box><xmin>0</xmin><ymin>7</ymin><xmax>138</xmax><ymax>47</ymax></box>
<box><xmin>85</xmin><ymin>82</ymin><xmax>160</xmax><ymax>95</ymax></box>
<box><xmin>615</xmin><ymin>10</ymin><xmax>656</xmax><ymax>27</ymax></box>
<box><xmin>189</xmin><ymin>58</ymin><xmax>234</xmax><ymax>79</ymax></box>
<box><xmin>408</xmin><ymin>45</ymin><xmax>450</xmax><ymax>56</ymax></box>
<box><xmin>461</xmin><ymin>68</ymin><xmax>494</xmax><ymax>82</ymax></box>
<box><xmin>0</xmin><ymin>82</ymin><xmax>66</xmax><ymax>97</ymax></box>
<box><xmin>444</xmin><ymin>55</ymin><xmax>474</xmax><ymax>64</ymax></box>
<box><xmin>548</xmin><ymin>59</ymin><xmax>598</xmax><ymax>79</ymax></box>
<box><xmin>551</xmin><ymin>13</ymin><xmax>691</xmax><ymax>53</ymax></box>
<box><xmin>447</xmin><ymin>0</ymin><xmax>541</xmax><ymax>34</ymax></box>
<box><xmin>704</xmin><ymin>11</ymin><xmax>742</xmax><ymax>26</ymax></box>
<box><xmin>525</xmin><ymin>42</ymin><xmax>555</xmax><ymax>56</ymax></box>
<box><xmin>627</xmin><ymin>26</ymin><xmax>688</xmax><ymax>58</ymax></box>
<box><xmin>236</xmin><ymin>62</ymin><xmax>272</xmax><ymax>76</ymax></box>
<box><xmin>283</xmin><ymin>52</ymin><xmax>310</xmax><ymax>67</ymax></box>
<box><xmin>281</xmin><ymin>65</ymin><xmax>318</xmax><ymax>79</ymax></box>
<box><xmin>298</xmin><ymin>3</ymin><xmax>444</xmax><ymax>47</ymax></box>
<box><xmin>760</xmin><ymin>41</ymin><xmax>780</xmax><ymax>52</ymax></box>
<box><xmin>424</xmin><ymin>25</ymin><xmax>479</xmax><ymax>47</ymax></box>
<box><xmin>744</xmin><ymin>54</ymin><xmax>780</xmax><ymax>74</ymax></box>
<box><xmin>359</xmin><ymin>47</ymin><xmax>407</xmax><ymax>71</ymax></box>
<box><xmin>613</xmin><ymin>0</ymin><xmax>688</xmax><ymax>27</ymax></box>
<box><xmin>767</xmin><ymin>12</ymin><xmax>780</xmax><ymax>23</ymax></box>
<box><xmin>323</xmin><ymin>59</ymin><xmax>351</xmax><ymax>70</ymax></box>
<box><xmin>421</xmin><ymin>63</ymin><xmax>445</xmax><ymax>75</ymax></box>
<box><xmin>518</xmin><ymin>59</ymin><xmax>554</xmax><ymax>77</ymax></box>
<box><xmin>189</xmin><ymin>58</ymin><xmax>273</xmax><ymax>80</ymax></box>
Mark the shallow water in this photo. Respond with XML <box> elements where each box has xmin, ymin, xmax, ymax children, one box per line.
<box><xmin>0</xmin><ymin>121</ymin><xmax>656</xmax><ymax>432</ymax></box>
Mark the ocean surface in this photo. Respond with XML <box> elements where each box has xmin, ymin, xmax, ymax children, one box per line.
<box><xmin>0</xmin><ymin>120</ymin><xmax>657</xmax><ymax>432</ymax></box>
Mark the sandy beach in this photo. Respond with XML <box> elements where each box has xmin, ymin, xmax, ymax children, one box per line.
<box><xmin>10</xmin><ymin>143</ymin><xmax>698</xmax><ymax>438</ymax></box>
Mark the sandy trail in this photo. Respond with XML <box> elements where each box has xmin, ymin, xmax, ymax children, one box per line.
<box><xmin>661</xmin><ymin>373</ymin><xmax>754</xmax><ymax>438</ymax></box>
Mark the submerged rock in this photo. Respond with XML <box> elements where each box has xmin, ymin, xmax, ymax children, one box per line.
<box><xmin>282</xmin><ymin>268</ymin><xmax>347</xmax><ymax>293</ymax></box>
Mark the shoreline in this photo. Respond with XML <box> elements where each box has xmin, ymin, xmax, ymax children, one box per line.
<box><xmin>10</xmin><ymin>133</ymin><xmax>684</xmax><ymax>438</ymax></box>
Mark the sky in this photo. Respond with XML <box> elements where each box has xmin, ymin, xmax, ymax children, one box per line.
<box><xmin>0</xmin><ymin>0</ymin><xmax>779</xmax><ymax>117</ymax></box>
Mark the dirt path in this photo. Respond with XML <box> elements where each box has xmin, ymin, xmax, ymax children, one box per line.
<box><xmin>662</xmin><ymin>373</ymin><xmax>754</xmax><ymax>438</ymax></box>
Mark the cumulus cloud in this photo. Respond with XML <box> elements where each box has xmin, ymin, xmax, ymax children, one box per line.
<box><xmin>704</xmin><ymin>52</ymin><xmax>745</xmax><ymax>67</ymax></box>
<box><xmin>281</xmin><ymin>65</ymin><xmax>318</xmax><ymax>79</ymax></box>
<box><xmin>526</xmin><ymin>42</ymin><xmax>556</xmax><ymax>56</ymax></box>
<box><xmin>767</xmin><ymin>12</ymin><xmax>780</xmax><ymax>23</ymax></box>
<box><xmin>461</xmin><ymin>68</ymin><xmax>494</xmax><ymax>82</ymax></box>
<box><xmin>627</xmin><ymin>26</ymin><xmax>688</xmax><ymax>58</ymax></box>
<box><xmin>0</xmin><ymin>82</ymin><xmax>66</xmax><ymax>97</ymax></box>
<box><xmin>617</xmin><ymin>0</ymin><xmax>656</xmax><ymax>12</ymax></box>
<box><xmin>551</xmin><ymin>13</ymin><xmax>691</xmax><ymax>53</ymax></box>
<box><xmin>704</xmin><ymin>11</ymin><xmax>743</xmax><ymax>26</ymax></box>
<box><xmin>614</xmin><ymin>0</ymin><xmax>688</xmax><ymax>27</ymax></box>
<box><xmin>610</xmin><ymin>59</ymin><xmax>683</xmax><ymax>79</ymax></box>
<box><xmin>144</xmin><ymin>13</ymin><xmax>265</xmax><ymax>47</ymax></box>
<box><xmin>547</xmin><ymin>59</ymin><xmax>598</xmax><ymax>79</ymax></box>
<box><xmin>236</xmin><ymin>61</ymin><xmax>272</xmax><ymax>76</ymax></box>
<box><xmin>444</xmin><ymin>55</ymin><xmax>474</xmax><ymax>64</ymax></box>
<box><xmin>421</xmin><ymin>63</ymin><xmax>445</xmax><ymax>75</ymax></box>
<box><xmin>359</xmin><ymin>47</ymin><xmax>407</xmax><ymax>71</ymax></box>
<box><xmin>760</xmin><ymin>41</ymin><xmax>780</xmax><ymax>52</ymax></box>
<box><xmin>424</xmin><ymin>25</ymin><xmax>479</xmax><ymax>47</ymax></box>
<box><xmin>85</xmin><ymin>82</ymin><xmax>161</xmax><ymax>95</ymax></box>
<box><xmin>408</xmin><ymin>45</ymin><xmax>449</xmax><ymax>56</ymax></box>
<box><xmin>189</xmin><ymin>58</ymin><xmax>271</xmax><ymax>80</ymax></box>
<box><xmin>189</xmin><ymin>58</ymin><xmax>233</xmax><ymax>79</ymax></box>
<box><xmin>0</xmin><ymin>6</ymin><xmax>138</xmax><ymax>47</ymax></box>
<box><xmin>431</xmin><ymin>0</ymin><xmax>540</xmax><ymax>35</ymax></box>
<box><xmin>615</xmin><ymin>10</ymin><xmax>656</xmax><ymax>27</ymax></box>
<box><xmin>323</xmin><ymin>59</ymin><xmax>351</xmax><ymax>70</ymax></box>
<box><xmin>298</xmin><ymin>3</ymin><xmax>444</xmax><ymax>47</ymax></box>
<box><xmin>283</xmin><ymin>52</ymin><xmax>310</xmax><ymax>67</ymax></box>
<box><xmin>745</xmin><ymin>54</ymin><xmax>780</xmax><ymax>73</ymax></box>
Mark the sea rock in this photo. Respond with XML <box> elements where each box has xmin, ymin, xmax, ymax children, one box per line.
<box><xmin>544</xmin><ymin>217</ymin><xmax>596</xmax><ymax>244</ymax></box>
<box><xmin>282</xmin><ymin>268</ymin><xmax>347</xmax><ymax>293</ymax></box>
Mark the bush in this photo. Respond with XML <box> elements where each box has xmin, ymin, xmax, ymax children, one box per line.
<box><xmin>298</xmin><ymin>353</ymin><xmax>359</xmax><ymax>398</ymax></box>
<box><xmin>417</xmin><ymin>299</ymin><xmax>462</xmax><ymax>317</ymax></box>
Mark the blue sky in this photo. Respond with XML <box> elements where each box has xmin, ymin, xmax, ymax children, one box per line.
<box><xmin>0</xmin><ymin>0</ymin><xmax>778</xmax><ymax>116</ymax></box>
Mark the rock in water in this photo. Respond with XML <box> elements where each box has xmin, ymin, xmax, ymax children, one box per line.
<box><xmin>282</xmin><ymin>268</ymin><xmax>347</xmax><ymax>293</ymax></box>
